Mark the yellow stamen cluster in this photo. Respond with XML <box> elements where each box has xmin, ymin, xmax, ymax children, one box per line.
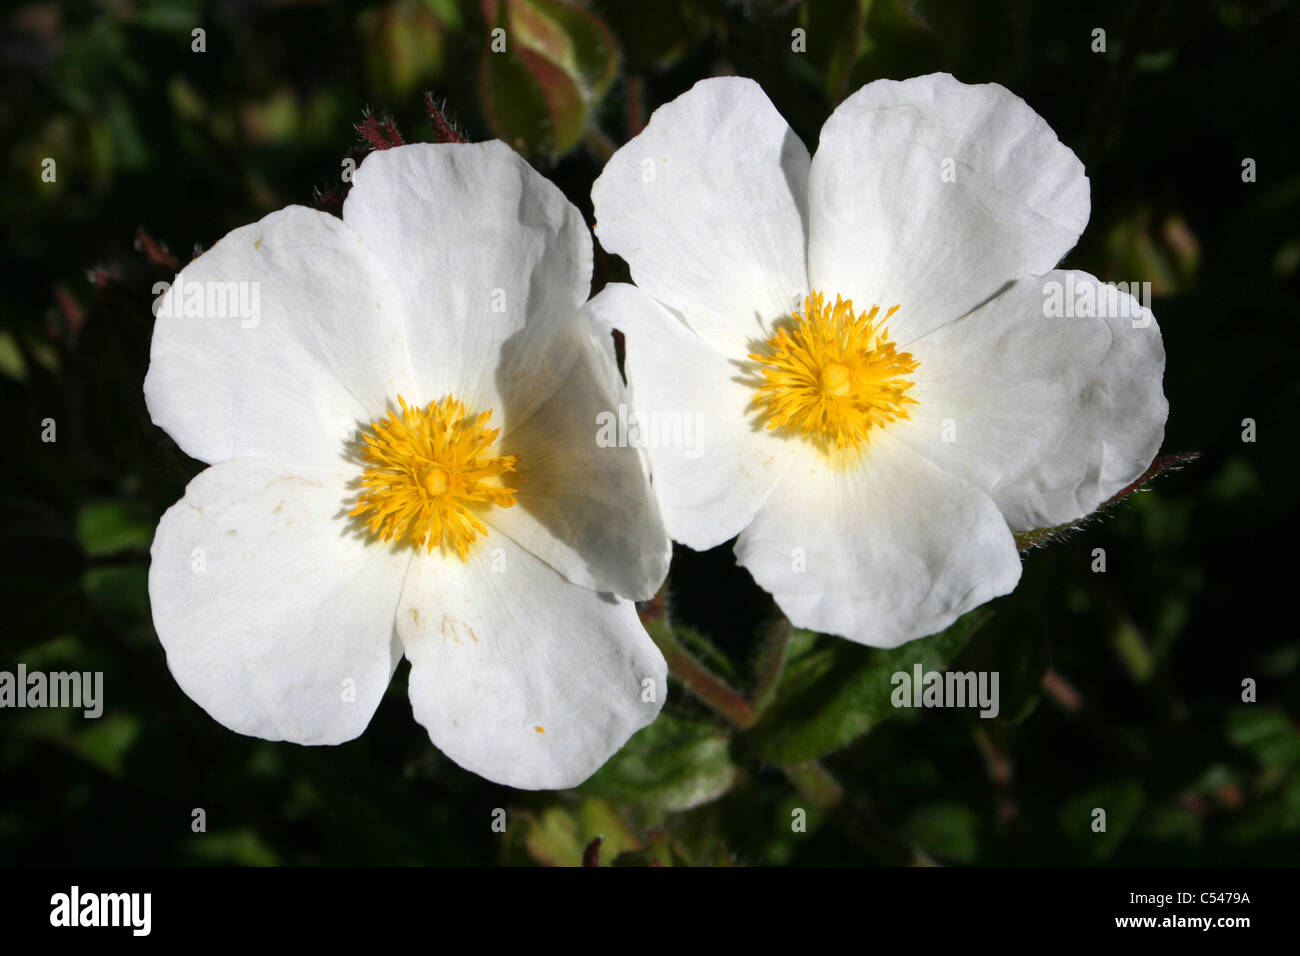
<box><xmin>749</xmin><ymin>291</ymin><xmax>919</xmax><ymax>451</ymax></box>
<box><xmin>350</xmin><ymin>395</ymin><xmax>517</xmax><ymax>559</ymax></box>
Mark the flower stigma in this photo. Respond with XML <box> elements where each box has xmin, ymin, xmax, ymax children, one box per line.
<box><xmin>749</xmin><ymin>291</ymin><xmax>919</xmax><ymax>452</ymax></box>
<box><xmin>350</xmin><ymin>395</ymin><xmax>518</xmax><ymax>559</ymax></box>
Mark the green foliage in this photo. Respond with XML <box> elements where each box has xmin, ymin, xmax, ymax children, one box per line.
<box><xmin>903</xmin><ymin>801</ymin><xmax>981</xmax><ymax>864</ymax></box>
<box><xmin>579</xmin><ymin>712</ymin><xmax>740</xmax><ymax>812</ymax></box>
<box><xmin>1057</xmin><ymin>781</ymin><xmax>1146</xmax><ymax>862</ymax></box>
<box><xmin>502</xmin><ymin>798</ymin><xmax>642</xmax><ymax>866</ymax></box>
<box><xmin>750</xmin><ymin>612</ymin><xmax>990</xmax><ymax>766</ymax></box>
<box><xmin>480</xmin><ymin>0</ymin><xmax>618</xmax><ymax>157</ymax></box>
<box><xmin>1226</xmin><ymin>708</ymin><xmax>1300</xmax><ymax>769</ymax></box>
<box><xmin>77</xmin><ymin>500</ymin><xmax>152</xmax><ymax>557</ymax></box>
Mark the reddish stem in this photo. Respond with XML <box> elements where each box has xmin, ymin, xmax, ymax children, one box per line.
<box><xmin>424</xmin><ymin>92</ymin><xmax>466</xmax><ymax>143</ymax></box>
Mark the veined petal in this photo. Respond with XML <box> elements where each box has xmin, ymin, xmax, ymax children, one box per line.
<box><xmin>144</xmin><ymin>206</ymin><xmax>417</xmax><ymax>469</ymax></box>
<box><xmin>592</xmin><ymin>76</ymin><xmax>811</xmax><ymax>360</ymax></box>
<box><xmin>584</xmin><ymin>283</ymin><xmax>798</xmax><ymax>551</ymax></box>
<box><xmin>808</xmin><ymin>73</ymin><xmax>1090</xmax><ymax>345</ymax></box>
<box><xmin>397</xmin><ymin>537</ymin><xmax>667</xmax><ymax>790</ymax></box>
<box><xmin>735</xmin><ymin>434</ymin><xmax>1021</xmax><ymax>648</ymax></box>
<box><xmin>148</xmin><ymin>458</ymin><xmax>408</xmax><ymax>744</ymax></box>
<box><xmin>892</xmin><ymin>270</ymin><xmax>1167</xmax><ymax>530</ymax></box>
<box><xmin>343</xmin><ymin>141</ymin><xmax>593</xmax><ymax>425</ymax></box>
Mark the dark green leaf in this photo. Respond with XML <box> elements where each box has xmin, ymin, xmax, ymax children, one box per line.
<box><xmin>580</xmin><ymin>711</ymin><xmax>739</xmax><ymax>812</ymax></box>
<box><xmin>1057</xmin><ymin>781</ymin><xmax>1145</xmax><ymax>861</ymax></box>
<box><xmin>902</xmin><ymin>801</ymin><xmax>980</xmax><ymax>864</ymax></box>
<box><xmin>1226</xmin><ymin>707</ymin><xmax>1300</xmax><ymax>769</ymax></box>
<box><xmin>750</xmin><ymin>610</ymin><xmax>991</xmax><ymax>766</ymax></box>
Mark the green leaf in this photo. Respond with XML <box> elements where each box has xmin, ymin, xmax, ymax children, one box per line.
<box><xmin>527</xmin><ymin>0</ymin><xmax>618</xmax><ymax>97</ymax></box>
<box><xmin>580</xmin><ymin>711</ymin><xmax>739</xmax><ymax>812</ymax></box>
<box><xmin>800</xmin><ymin>0</ymin><xmax>872</xmax><ymax>100</ymax></box>
<box><xmin>902</xmin><ymin>801</ymin><xmax>980</xmax><ymax>864</ymax></box>
<box><xmin>357</xmin><ymin>0</ymin><xmax>447</xmax><ymax>101</ymax></box>
<box><xmin>11</xmin><ymin>710</ymin><xmax>140</xmax><ymax>777</ymax></box>
<box><xmin>1057</xmin><ymin>780</ymin><xmax>1146</xmax><ymax>861</ymax></box>
<box><xmin>72</xmin><ymin>714</ymin><xmax>141</xmax><ymax>776</ymax></box>
<box><xmin>480</xmin><ymin>0</ymin><xmax>618</xmax><ymax>158</ymax></box>
<box><xmin>181</xmin><ymin>828</ymin><xmax>279</xmax><ymax>866</ymax></box>
<box><xmin>609</xmin><ymin>829</ymin><xmax>683</xmax><ymax>867</ymax></box>
<box><xmin>506</xmin><ymin>798</ymin><xmax>641</xmax><ymax>866</ymax></box>
<box><xmin>749</xmin><ymin>610</ymin><xmax>991</xmax><ymax>766</ymax></box>
<box><xmin>574</xmin><ymin>799</ymin><xmax>643</xmax><ymax>864</ymax></box>
<box><xmin>134</xmin><ymin>0</ymin><xmax>202</xmax><ymax>33</ymax></box>
<box><xmin>479</xmin><ymin>43</ymin><xmax>555</xmax><ymax>156</ymax></box>
<box><xmin>1226</xmin><ymin>707</ymin><xmax>1300</xmax><ymax>769</ymax></box>
<box><xmin>77</xmin><ymin>500</ymin><xmax>151</xmax><ymax>557</ymax></box>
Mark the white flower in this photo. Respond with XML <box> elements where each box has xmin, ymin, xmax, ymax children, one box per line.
<box><xmin>144</xmin><ymin>141</ymin><xmax>670</xmax><ymax>789</ymax></box>
<box><xmin>588</xmin><ymin>73</ymin><xmax>1167</xmax><ymax>648</ymax></box>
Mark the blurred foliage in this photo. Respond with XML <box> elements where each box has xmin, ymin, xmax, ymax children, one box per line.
<box><xmin>1</xmin><ymin>0</ymin><xmax>1298</xmax><ymax>866</ymax></box>
<box><xmin>481</xmin><ymin>0</ymin><xmax>619</xmax><ymax>156</ymax></box>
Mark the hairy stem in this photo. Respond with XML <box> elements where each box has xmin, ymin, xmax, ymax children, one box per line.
<box><xmin>648</xmin><ymin>618</ymin><xmax>758</xmax><ymax>729</ymax></box>
<box><xmin>751</xmin><ymin>614</ymin><xmax>793</xmax><ymax>714</ymax></box>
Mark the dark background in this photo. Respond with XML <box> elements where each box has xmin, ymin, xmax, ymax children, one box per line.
<box><xmin>1</xmin><ymin>0</ymin><xmax>1296</xmax><ymax>865</ymax></box>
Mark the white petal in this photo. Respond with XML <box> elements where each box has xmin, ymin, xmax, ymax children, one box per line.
<box><xmin>144</xmin><ymin>206</ymin><xmax>418</xmax><ymax>469</ymax></box>
<box><xmin>735</xmin><ymin>435</ymin><xmax>1021</xmax><ymax>648</ymax></box>
<box><xmin>343</xmin><ymin>141</ymin><xmax>593</xmax><ymax>425</ymax></box>
<box><xmin>592</xmin><ymin>76</ymin><xmax>811</xmax><ymax>359</ymax></box>
<box><xmin>892</xmin><ymin>270</ymin><xmax>1167</xmax><ymax>530</ymax></box>
<box><xmin>397</xmin><ymin>537</ymin><xmax>667</xmax><ymax>790</ymax></box>
<box><xmin>148</xmin><ymin>458</ymin><xmax>408</xmax><ymax>744</ymax></box>
<box><xmin>488</xmin><ymin>314</ymin><xmax>670</xmax><ymax>600</ymax></box>
<box><xmin>808</xmin><ymin>73</ymin><xmax>1090</xmax><ymax>345</ymax></box>
<box><xmin>584</xmin><ymin>283</ymin><xmax>797</xmax><ymax>550</ymax></box>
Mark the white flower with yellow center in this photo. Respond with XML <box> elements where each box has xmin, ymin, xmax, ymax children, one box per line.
<box><xmin>145</xmin><ymin>141</ymin><xmax>670</xmax><ymax>789</ymax></box>
<box><xmin>589</xmin><ymin>74</ymin><xmax>1168</xmax><ymax>648</ymax></box>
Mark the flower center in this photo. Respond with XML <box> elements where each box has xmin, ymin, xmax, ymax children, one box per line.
<box><xmin>749</xmin><ymin>291</ymin><xmax>919</xmax><ymax>451</ymax></box>
<box><xmin>349</xmin><ymin>395</ymin><xmax>518</xmax><ymax>559</ymax></box>
<box><xmin>819</xmin><ymin>362</ymin><xmax>852</xmax><ymax>397</ymax></box>
<box><xmin>422</xmin><ymin>468</ymin><xmax>450</xmax><ymax>496</ymax></box>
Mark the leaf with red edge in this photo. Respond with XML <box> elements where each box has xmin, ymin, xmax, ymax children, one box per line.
<box><xmin>479</xmin><ymin>0</ymin><xmax>618</xmax><ymax>158</ymax></box>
